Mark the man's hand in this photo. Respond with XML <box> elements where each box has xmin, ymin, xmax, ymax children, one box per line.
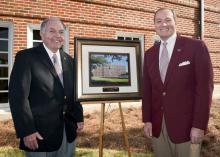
<box><xmin>190</xmin><ymin>127</ymin><xmax>204</xmax><ymax>144</ymax></box>
<box><xmin>23</xmin><ymin>132</ymin><xmax>43</xmax><ymax>150</ymax></box>
<box><xmin>76</xmin><ymin>122</ymin><xmax>84</xmax><ymax>133</ymax></box>
<box><xmin>144</xmin><ymin>122</ymin><xmax>152</xmax><ymax>138</ymax></box>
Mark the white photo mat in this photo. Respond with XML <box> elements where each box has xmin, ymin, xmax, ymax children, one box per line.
<box><xmin>81</xmin><ymin>45</ymin><xmax>138</xmax><ymax>94</ymax></box>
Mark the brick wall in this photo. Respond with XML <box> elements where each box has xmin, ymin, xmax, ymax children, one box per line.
<box><xmin>205</xmin><ymin>0</ymin><xmax>220</xmax><ymax>7</ymax></box>
<box><xmin>0</xmin><ymin>0</ymin><xmax>219</xmax><ymax>83</ymax></box>
<box><xmin>203</xmin><ymin>0</ymin><xmax>220</xmax><ymax>83</ymax></box>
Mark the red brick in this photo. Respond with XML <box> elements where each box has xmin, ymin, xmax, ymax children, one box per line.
<box><xmin>0</xmin><ymin>0</ymin><xmax>219</xmax><ymax>83</ymax></box>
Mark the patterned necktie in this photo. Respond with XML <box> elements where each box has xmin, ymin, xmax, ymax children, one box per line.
<box><xmin>160</xmin><ymin>42</ymin><xmax>169</xmax><ymax>83</ymax></box>
<box><xmin>52</xmin><ymin>54</ymin><xmax>63</xmax><ymax>85</ymax></box>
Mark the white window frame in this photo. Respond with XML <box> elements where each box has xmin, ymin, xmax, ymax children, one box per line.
<box><xmin>116</xmin><ymin>32</ymin><xmax>145</xmax><ymax>69</ymax></box>
<box><xmin>0</xmin><ymin>21</ymin><xmax>13</xmax><ymax>109</ymax></box>
<box><xmin>27</xmin><ymin>25</ymin><xmax>69</xmax><ymax>53</ymax></box>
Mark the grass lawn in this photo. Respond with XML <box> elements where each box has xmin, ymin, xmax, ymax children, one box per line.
<box><xmin>0</xmin><ymin>99</ymin><xmax>219</xmax><ymax>157</ymax></box>
<box><xmin>92</xmin><ymin>77</ymin><xmax>128</xmax><ymax>83</ymax></box>
<box><xmin>0</xmin><ymin>147</ymin><xmax>153</xmax><ymax>157</ymax></box>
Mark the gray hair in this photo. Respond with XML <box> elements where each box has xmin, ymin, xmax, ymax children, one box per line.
<box><xmin>40</xmin><ymin>17</ymin><xmax>66</xmax><ymax>33</ymax></box>
<box><xmin>154</xmin><ymin>8</ymin><xmax>177</xmax><ymax>23</ymax></box>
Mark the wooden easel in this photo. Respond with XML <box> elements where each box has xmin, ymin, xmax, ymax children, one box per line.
<box><xmin>99</xmin><ymin>102</ymin><xmax>131</xmax><ymax>157</ymax></box>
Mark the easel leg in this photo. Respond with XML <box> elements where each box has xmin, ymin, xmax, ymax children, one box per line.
<box><xmin>99</xmin><ymin>103</ymin><xmax>105</xmax><ymax>157</ymax></box>
<box><xmin>119</xmin><ymin>102</ymin><xmax>131</xmax><ymax>157</ymax></box>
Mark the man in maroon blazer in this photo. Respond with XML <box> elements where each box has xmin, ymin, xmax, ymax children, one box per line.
<box><xmin>142</xmin><ymin>8</ymin><xmax>213</xmax><ymax>157</ymax></box>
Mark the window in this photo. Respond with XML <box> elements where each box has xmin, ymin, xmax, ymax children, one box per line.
<box><xmin>27</xmin><ymin>25</ymin><xmax>41</xmax><ymax>48</ymax></box>
<box><xmin>33</xmin><ymin>29</ymin><xmax>41</xmax><ymax>47</ymax></box>
<box><xmin>116</xmin><ymin>32</ymin><xmax>145</xmax><ymax>68</ymax></box>
<box><xmin>0</xmin><ymin>22</ymin><xmax>13</xmax><ymax>108</ymax></box>
<box><xmin>27</xmin><ymin>25</ymin><xmax>69</xmax><ymax>53</ymax></box>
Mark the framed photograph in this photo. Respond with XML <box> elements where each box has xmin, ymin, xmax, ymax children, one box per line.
<box><xmin>74</xmin><ymin>37</ymin><xmax>142</xmax><ymax>102</ymax></box>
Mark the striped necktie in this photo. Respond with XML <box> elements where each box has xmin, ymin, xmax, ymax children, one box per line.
<box><xmin>159</xmin><ymin>42</ymin><xmax>169</xmax><ymax>83</ymax></box>
<box><xmin>52</xmin><ymin>54</ymin><xmax>63</xmax><ymax>85</ymax></box>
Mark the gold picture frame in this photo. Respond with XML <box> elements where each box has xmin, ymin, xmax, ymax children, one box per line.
<box><xmin>74</xmin><ymin>37</ymin><xmax>142</xmax><ymax>102</ymax></box>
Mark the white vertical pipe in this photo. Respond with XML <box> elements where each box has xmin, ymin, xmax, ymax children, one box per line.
<box><xmin>200</xmin><ymin>0</ymin><xmax>204</xmax><ymax>40</ymax></box>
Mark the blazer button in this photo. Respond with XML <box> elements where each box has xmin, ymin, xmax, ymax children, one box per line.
<box><xmin>162</xmin><ymin>92</ymin><xmax>166</xmax><ymax>96</ymax></box>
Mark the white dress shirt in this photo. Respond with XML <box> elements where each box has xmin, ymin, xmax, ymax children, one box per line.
<box><xmin>159</xmin><ymin>33</ymin><xmax>177</xmax><ymax>68</ymax></box>
<box><xmin>43</xmin><ymin>43</ymin><xmax>63</xmax><ymax>72</ymax></box>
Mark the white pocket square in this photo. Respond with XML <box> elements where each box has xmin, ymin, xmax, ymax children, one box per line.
<box><xmin>178</xmin><ymin>61</ymin><xmax>190</xmax><ymax>67</ymax></box>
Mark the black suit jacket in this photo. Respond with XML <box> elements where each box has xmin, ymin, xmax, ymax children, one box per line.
<box><xmin>9</xmin><ymin>44</ymin><xmax>83</xmax><ymax>151</ymax></box>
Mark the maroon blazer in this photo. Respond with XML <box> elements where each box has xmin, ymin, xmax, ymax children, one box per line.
<box><xmin>142</xmin><ymin>35</ymin><xmax>213</xmax><ymax>143</ymax></box>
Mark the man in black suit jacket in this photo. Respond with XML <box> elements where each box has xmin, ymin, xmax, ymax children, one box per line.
<box><xmin>9</xmin><ymin>17</ymin><xmax>84</xmax><ymax>157</ymax></box>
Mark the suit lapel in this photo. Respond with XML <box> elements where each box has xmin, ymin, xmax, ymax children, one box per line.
<box><xmin>36</xmin><ymin>44</ymin><xmax>64</xmax><ymax>87</ymax></box>
<box><xmin>60</xmin><ymin>50</ymin><xmax>68</xmax><ymax>89</ymax></box>
<box><xmin>60</xmin><ymin>50</ymin><xmax>74</xmax><ymax>98</ymax></box>
<box><xmin>163</xmin><ymin>36</ymin><xmax>185</xmax><ymax>86</ymax></box>
<box><xmin>148</xmin><ymin>44</ymin><xmax>164</xmax><ymax>88</ymax></box>
<box><xmin>154</xmin><ymin>44</ymin><xmax>164</xmax><ymax>88</ymax></box>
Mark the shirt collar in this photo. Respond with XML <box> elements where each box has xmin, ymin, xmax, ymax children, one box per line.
<box><xmin>159</xmin><ymin>33</ymin><xmax>177</xmax><ymax>60</ymax></box>
<box><xmin>43</xmin><ymin>43</ymin><xmax>60</xmax><ymax>59</ymax></box>
<box><xmin>161</xmin><ymin>33</ymin><xmax>177</xmax><ymax>46</ymax></box>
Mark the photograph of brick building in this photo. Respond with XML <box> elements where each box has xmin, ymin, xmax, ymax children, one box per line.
<box><xmin>91</xmin><ymin>64</ymin><xmax>129</xmax><ymax>86</ymax></box>
<box><xmin>0</xmin><ymin>0</ymin><xmax>219</xmax><ymax>110</ymax></box>
<box><xmin>90</xmin><ymin>53</ymin><xmax>130</xmax><ymax>86</ymax></box>
<box><xmin>92</xmin><ymin>64</ymin><xmax>127</xmax><ymax>78</ymax></box>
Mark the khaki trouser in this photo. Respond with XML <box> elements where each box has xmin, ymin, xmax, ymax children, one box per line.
<box><xmin>152</xmin><ymin>117</ymin><xmax>201</xmax><ymax>157</ymax></box>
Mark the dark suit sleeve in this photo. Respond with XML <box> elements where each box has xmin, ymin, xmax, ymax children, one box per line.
<box><xmin>9</xmin><ymin>52</ymin><xmax>36</xmax><ymax>138</ymax></box>
<box><xmin>192</xmin><ymin>40</ymin><xmax>213</xmax><ymax>130</ymax></box>
<box><xmin>72</xmin><ymin>59</ymin><xmax>84</xmax><ymax>122</ymax></box>
<box><xmin>65</xmin><ymin>57</ymin><xmax>84</xmax><ymax>123</ymax></box>
<box><xmin>142</xmin><ymin>51</ymin><xmax>152</xmax><ymax>123</ymax></box>
<box><xmin>67</xmin><ymin>101</ymin><xmax>84</xmax><ymax>123</ymax></box>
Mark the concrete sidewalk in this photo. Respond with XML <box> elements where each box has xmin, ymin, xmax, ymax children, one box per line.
<box><xmin>1</xmin><ymin>85</ymin><xmax>219</xmax><ymax>121</ymax></box>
